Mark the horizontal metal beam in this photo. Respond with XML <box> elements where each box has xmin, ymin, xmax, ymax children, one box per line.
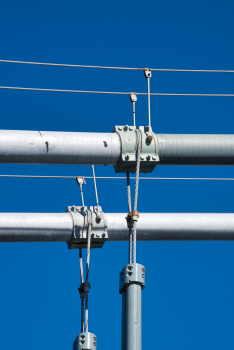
<box><xmin>0</xmin><ymin>212</ymin><xmax>234</xmax><ymax>242</ymax></box>
<box><xmin>0</xmin><ymin>130</ymin><xmax>120</xmax><ymax>165</ymax></box>
<box><xmin>0</xmin><ymin>129</ymin><xmax>234</xmax><ymax>166</ymax></box>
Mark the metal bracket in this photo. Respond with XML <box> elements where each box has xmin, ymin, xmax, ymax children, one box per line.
<box><xmin>73</xmin><ymin>332</ymin><xmax>97</xmax><ymax>350</ymax></box>
<box><xmin>144</xmin><ymin>68</ymin><xmax>152</xmax><ymax>79</ymax></box>
<box><xmin>112</xmin><ymin>125</ymin><xmax>159</xmax><ymax>173</ymax></box>
<box><xmin>119</xmin><ymin>263</ymin><xmax>145</xmax><ymax>294</ymax></box>
<box><xmin>129</xmin><ymin>92</ymin><xmax>137</xmax><ymax>103</ymax></box>
<box><xmin>66</xmin><ymin>206</ymin><xmax>108</xmax><ymax>249</ymax></box>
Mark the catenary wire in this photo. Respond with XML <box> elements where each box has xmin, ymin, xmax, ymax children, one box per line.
<box><xmin>1</xmin><ymin>175</ymin><xmax>234</xmax><ymax>180</ymax></box>
<box><xmin>0</xmin><ymin>86</ymin><xmax>234</xmax><ymax>96</ymax></box>
<box><xmin>0</xmin><ymin>59</ymin><xmax>234</xmax><ymax>73</ymax></box>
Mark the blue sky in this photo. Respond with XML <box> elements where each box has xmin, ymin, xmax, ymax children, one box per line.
<box><xmin>0</xmin><ymin>0</ymin><xmax>234</xmax><ymax>349</ymax></box>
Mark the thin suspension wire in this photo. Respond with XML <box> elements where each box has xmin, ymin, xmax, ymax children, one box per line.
<box><xmin>147</xmin><ymin>78</ymin><xmax>151</xmax><ymax>126</ymax></box>
<box><xmin>1</xmin><ymin>174</ymin><xmax>234</xmax><ymax>181</ymax></box>
<box><xmin>85</xmin><ymin>211</ymin><xmax>92</xmax><ymax>333</ymax></box>
<box><xmin>92</xmin><ymin>165</ymin><xmax>99</xmax><ymax>211</ymax></box>
<box><xmin>0</xmin><ymin>86</ymin><xmax>234</xmax><ymax>97</ymax></box>
<box><xmin>1</xmin><ymin>59</ymin><xmax>234</xmax><ymax>73</ymax></box>
<box><xmin>133</xmin><ymin>130</ymin><xmax>141</xmax><ymax>264</ymax></box>
<box><xmin>127</xmin><ymin>173</ymin><xmax>132</xmax><ymax>264</ymax></box>
<box><xmin>79</xmin><ymin>249</ymin><xmax>84</xmax><ymax>333</ymax></box>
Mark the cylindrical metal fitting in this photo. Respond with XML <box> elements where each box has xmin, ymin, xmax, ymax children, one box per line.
<box><xmin>73</xmin><ymin>332</ymin><xmax>97</xmax><ymax>350</ymax></box>
<box><xmin>155</xmin><ymin>134</ymin><xmax>234</xmax><ymax>165</ymax></box>
<box><xmin>120</xmin><ymin>263</ymin><xmax>145</xmax><ymax>350</ymax></box>
<box><xmin>1</xmin><ymin>212</ymin><xmax>234</xmax><ymax>242</ymax></box>
<box><xmin>1</xmin><ymin>129</ymin><xmax>234</xmax><ymax>166</ymax></box>
<box><xmin>0</xmin><ymin>129</ymin><xmax>120</xmax><ymax>165</ymax></box>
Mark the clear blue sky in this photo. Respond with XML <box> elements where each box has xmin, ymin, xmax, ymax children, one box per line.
<box><xmin>0</xmin><ymin>1</ymin><xmax>234</xmax><ymax>349</ymax></box>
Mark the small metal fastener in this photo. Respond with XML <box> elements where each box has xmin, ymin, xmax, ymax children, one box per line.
<box><xmin>129</xmin><ymin>92</ymin><xmax>137</xmax><ymax>103</ymax></box>
<box><xmin>125</xmin><ymin>155</ymin><xmax>129</xmax><ymax>160</ymax></box>
<box><xmin>118</xmin><ymin>127</ymin><xmax>122</xmax><ymax>131</ymax></box>
<box><xmin>96</xmin><ymin>213</ymin><xmax>102</xmax><ymax>222</ymax></box>
<box><xmin>132</xmin><ymin>210</ymin><xmax>139</xmax><ymax>217</ymax></box>
<box><xmin>152</xmin><ymin>156</ymin><xmax>157</xmax><ymax>160</ymax></box>
<box><xmin>76</xmin><ymin>176</ymin><xmax>84</xmax><ymax>186</ymax></box>
<box><xmin>147</xmin><ymin>135</ymin><xmax>153</xmax><ymax>142</ymax></box>
<box><xmin>144</xmin><ymin>68</ymin><xmax>152</xmax><ymax>79</ymax></box>
<box><xmin>129</xmin><ymin>127</ymin><xmax>133</xmax><ymax>131</ymax></box>
<box><xmin>140</xmin><ymin>156</ymin><xmax>145</xmax><ymax>160</ymax></box>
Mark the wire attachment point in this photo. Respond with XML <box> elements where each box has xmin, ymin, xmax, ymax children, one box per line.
<box><xmin>129</xmin><ymin>93</ymin><xmax>137</xmax><ymax>126</ymax></box>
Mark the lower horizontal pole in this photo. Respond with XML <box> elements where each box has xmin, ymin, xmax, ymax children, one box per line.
<box><xmin>0</xmin><ymin>212</ymin><xmax>234</xmax><ymax>242</ymax></box>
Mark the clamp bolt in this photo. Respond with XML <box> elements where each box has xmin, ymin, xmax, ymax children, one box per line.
<box><xmin>147</xmin><ymin>135</ymin><xmax>153</xmax><ymax>142</ymax></box>
<box><xmin>96</xmin><ymin>214</ymin><xmax>102</xmax><ymax>223</ymax></box>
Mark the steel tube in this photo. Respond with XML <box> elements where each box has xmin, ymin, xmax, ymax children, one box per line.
<box><xmin>1</xmin><ymin>130</ymin><xmax>234</xmax><ymax>166</ymax></box>
<box><xmin>0</xmin><ymin>213</ymin><xmax>73</xmax><ymax>242</ymax></box>
<box><xmin>156</xmin><ymin>134</ymin><xmax>234</xmax><ymax>165</ymax></box>
<box><xmin>105</xmin><ymin>213</ymin><xmax>234</xmax><ymax>241</ymax></box>
<box><xmin>0</xmin><ymin>130</ymin><xmax>120</xmax><ymax>165</ymax></box>
<box><xmin>1</xmin><ymin>212</ymin><xmax>234</xmax><ymax>242</ymax></box>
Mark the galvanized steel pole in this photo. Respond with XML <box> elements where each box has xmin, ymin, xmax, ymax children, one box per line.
<box><xmin>1</xmin><ymin>212</ymin><xmax>234</xmax><ymax>242</ymax></box>
<box><xmin>1</xmin><ymin>130</ymin><xmax>234</xmax><ymax>166</ymax></box>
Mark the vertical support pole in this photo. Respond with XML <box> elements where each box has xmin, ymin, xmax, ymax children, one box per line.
<box><xmin>144</xmin><ymin>69</ymin><xmax>152</xmax><ymax>127</ymax></box>
<box><xmin>129</xmin><ymin>93</ymin><xmax>137</xmax><ymax>127</ymax></box>
<box><xmin>119</xmin><ymin>263</ymin><xmax>145</xmax><ymax>350</ymax></box>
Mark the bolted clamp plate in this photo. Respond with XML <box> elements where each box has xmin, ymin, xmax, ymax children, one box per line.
<box><xmin>119</xmin><ymin>263</ymin><xmax>145</xmax><ymax>294</ymax></box>
<box><xmin>66</xmin><ymin>206</ymin><xmax>108</xmax><ymax>249</ymax></box>
<box><xmin>112</xmin><ymin>125</ymin><xmax>159</xmax><ymax>173</ymax></box>
<box><xmin>73</xmin><ymin>332</ymin><xmax>97</xmax><ymax>350</ymax></box>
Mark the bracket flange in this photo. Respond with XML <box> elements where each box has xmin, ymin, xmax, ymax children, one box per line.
<box><xmin>112</xmin><ymin>125</ymin><xmax>159</xmax><ymax>173</ymax></box>
<box><xmin>66</xmin><ymin>206</ymin><xmax>108</xmax><ymax>249</ymax></box>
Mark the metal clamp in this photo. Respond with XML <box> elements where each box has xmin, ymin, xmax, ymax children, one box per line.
<box><xmin>73</xmin><ymin>332</ymin><xmax>97</xmax><ymax>350</ymax></box>
<box><xmin>119</xmin><ymin>263</ymin><xmax>145</xmax><ymax>294</ymax></box>
<box><xmin>66</xmin><ymin>206</ymin><xmax>108</xmax><ymax>249</ymax></box>
<box><xmin>125</xmin><ymin>210</ymin><xmax>139</xmax><ymax>224</ymax></box>
<box><xmin>112</xmin><ymin>125</ymin><xmax>159</xmax><ymax>173</ymax></box>
<box><xmin>144</xmin><ymin>68</ymin><xmax>152</xmax><ymax>79</ymax></box>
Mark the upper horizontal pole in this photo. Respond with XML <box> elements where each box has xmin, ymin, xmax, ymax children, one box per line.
<box><xmin>0</xmin><ymin>212</ymin><xmax>234</xmax><ymax>242</ymax></box>
<box><xmin>0</xmin><ymin>129</ymin><xmax>120</xmax><ymax>165</ymax></box>
<box><xmin>1</xmin><ymin>129</ymin><xmax>234</xmax><ymax>166</ymax></box>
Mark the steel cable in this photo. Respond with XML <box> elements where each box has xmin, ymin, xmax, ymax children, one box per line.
<box><xmin>1</xmin><ymin>174</ymin><xmax>234</xmax><ymax>181</ymax></box>
<box><xmin>133</xmin><ymin>130</ymin><xmax>141</xmax><ymax>264</ymax></box>
<box><xmin>1</xmin><ymin>59</ymin><xmax>234</xmax><ymax>73</ymax></box>
<box><xmin>127</xmin><ymin>173</ymin><xmax>132</xmax><ymax>264</ymax></box>
<box><xmin>0</xmin><ymin>85</ymin><xmax>234</xmax><ymax>97</ymax></box>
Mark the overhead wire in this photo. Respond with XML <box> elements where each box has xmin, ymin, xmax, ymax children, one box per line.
<box><xmin>1</xmin><ymin>175</ymin><xmax>234</xmax><ymax>180</ymax></box>
<box><xmin>1</xmin><ymin>59</ymin><xmax>234</xmax><ymax>73</ymax></box>
<box><xmin>0</xmin><ymin>86</ymin><xmax>233</xmax><ymax>97</ymax></box>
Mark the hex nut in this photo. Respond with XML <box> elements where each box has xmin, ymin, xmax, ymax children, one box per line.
<box><xmin>147</xmin><ymin>135</ymin><xmax>153</xmax><ymax>142</ymax></box>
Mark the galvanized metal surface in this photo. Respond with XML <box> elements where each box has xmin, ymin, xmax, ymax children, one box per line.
<box><xmin>0</xmin><ymin>212</ymin><xmax>73</xmax><ymax>242</ymax></box>
<box><xmin>0</xmin><ymin>129</ymin><xmax>120</xmax><ymax>165</ymax></box>
<box><xmin>156</xmin><ymin>134</ymin><xmax>234</xmax><ymax>165</ymax></box>
<box><xmin>1</xmin><ymin>212</ymin><xmax>234</xmax><ymax>242</ymax></box>
<box><xmin>120</xmin><ymin>264</ymin><xmax>145</xmax><ymax>350</ymax></box>
<box><xmin>73</xmin><ymin>332</ymin><xmax>97</xmax><ymax>350</ymax></box>
<box><xmin>1</xmin><ymin>129</ymin><xmax>234</xmax><ymax>166</ymax></box>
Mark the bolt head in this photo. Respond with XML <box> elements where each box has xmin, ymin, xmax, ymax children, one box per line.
<box><xmin>147</xmin><ymin>135</ymin><xmax>153</xmax><ymax>142</ymax></box>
